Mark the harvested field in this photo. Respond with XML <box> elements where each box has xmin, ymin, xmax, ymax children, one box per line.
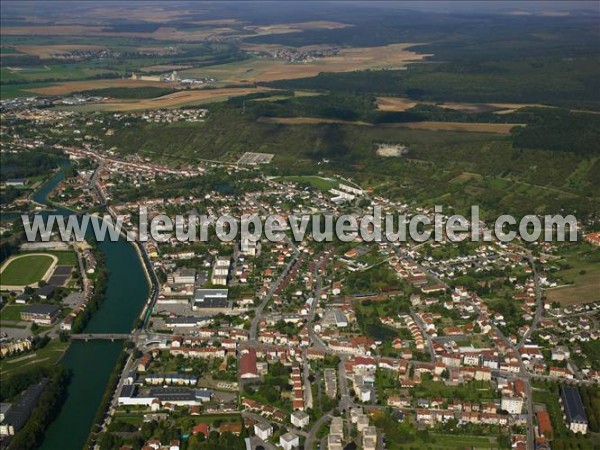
<box><xmin>0</xmin><ymin>25</ymin><xmax>234</xmax><ymax>41</ymax></box>
<box><xmin>85</xmin><ymin>6</ymin><xmax>196</xmax><ymax>21</ymax></box>
<box><xmin>377</xmin><ymin>97</ymin><xmax>510</xmax><ymax>113</ymax></box>
<box><xmin>546</xmin><ymin>280</ymin><xmax>599</xmax><ymax>306</ymax></box>
<box><xmin>489</xmin><ymin>103</ymin><xmax>554</xmax><ymax>114</ymax></box>
<box><xmin>14</xmin><ymin>44</ymin><xmax>106</xmax><ymax>58</ymax></box>
<box><xmin>258</xmin><ymin>117</ymin><xmax>521</xmax><ymax>134</ymax></box>
<box><xmin>395</xmin><ymin>121</ymin><xmax>521</xmax><ymax>134</ymax></box>
<box><xmin>258</xmin><ymin>117</ymin><xmax>372</xmax><ymax>126</ymax></box>
<box><xmin>251</xmin><ymin>91</ymin><xmax>321</xmax><ymax>102</ymax></box>
<box><xmin>376</xmin><ymin>97</ymin><xmax>418</xmax><ymax>112</ymax></box>
<box><xmin>181</xmin><ymin>43</ymin><xmax>429</xmax><ymax>84</ymax></box>
<box><xmin>244</xmin><ymin>21</ymin><xmax>351</xmax><ymax>35</ymax></box>
<box><xmin>64</xmin><ymin>87</ymin><xmax>273</xmax><ymax>111</ymax></box>
<box><xmin>27</xmin><ymin>79</ymin><xmax>180</xmax><ymax>96</ymax></box>
<box><xmin>140</xmin><ymin>64</ymin><xmax>193</xmax><ymax>72</ymax></box>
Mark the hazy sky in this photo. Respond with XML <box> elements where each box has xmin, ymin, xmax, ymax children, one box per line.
<box><xmin>357</xmin><ymin>1</ymin><xmax>599</xmax><ymax>13</ymax></box>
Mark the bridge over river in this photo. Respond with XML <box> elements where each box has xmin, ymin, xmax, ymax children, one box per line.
<box><xmin>69</xmin><ymin>332</ymin><xmax>174</xmax><ymax>343</ymax></box>
<box><xmin>70</xmin><ymin>333</ymin><xmax>133</xmax><ymax>341</ymax></box>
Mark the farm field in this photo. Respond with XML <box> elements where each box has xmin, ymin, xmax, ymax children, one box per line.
<box><xmin>258</xmin><ymin>116</ymin><xmax>521</xmax><ymax>134</ymax></box>
<box><xmin>61</xmin><ymin>86</ymin><xmax>274</xmax><ymax>111</ymax></box>
<box><xmin>1</xmin><ymin>65</ymin><xmax>119</xmax><ymax>84</ymax></box>
<box><xmin>25</xmin><ymin>78</ymin><xmax>179</xmax><ymax>96</ymax></box>
<box><xmin>179</xmin><ymin>43</ymin><xmax>429</xmax><ymax>84</ymax></box>
<box><xmin>13</xmin><ymin>44</ymin><xmax>107</xmax><ymax>58</ymax></box>
<box><xmin>397</xmin><ymin>121</ymin><xmax>521</xmax><ymax>134</ymax></box>
<box><xmin>375</xmin><ymin>96</ymin><xmax>552</xmax><ymax>114</ymax></box>
<box><xmin>0</xmin><ymin>253</ymin><xmax>56</xmax><ymax>286</ymax></box>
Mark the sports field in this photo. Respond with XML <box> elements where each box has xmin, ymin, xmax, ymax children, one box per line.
<box><xmin>0</xmin><ymin>253</ymin><xmax>56</xmax><ymax>286</ymax></box>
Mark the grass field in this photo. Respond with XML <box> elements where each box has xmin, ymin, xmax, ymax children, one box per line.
<box><xmin>275</xmin><ymin>175</ymin><xmax>339</xmax><ymax>191</ymax></box>
<box><xmin>0</xmin><ymin>65</ymin><xmax>118</xmax><ymax>84</ymax></box>
<box><xmin>545</xmin><ymin>243</ymin><xmax>600</xmax><ymax>305</ymax></box>
<box><xmin>0</xmin><ymin>253</ymin><xmax>56</xmax><ymax>286</ymax></box>
<box><xmin>0</xmin><ymin>339</ymin><xmax>69</xmax><ymax>378</ymax></box>
<box><xmin>0</xmin><ymin>304</ymin><xmax>28</xmax><ymax>322</ymax></box>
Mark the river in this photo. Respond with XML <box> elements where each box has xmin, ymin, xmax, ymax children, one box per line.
<box><xmin>31</xmin><ymin>168</ymin><xmax>149</xmax><ymax>450</ymax></box>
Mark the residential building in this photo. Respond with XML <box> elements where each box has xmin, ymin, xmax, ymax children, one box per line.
<box><xmin>560</xmin><ymin>386</ymin><xmax>588</xmax><ymax>434</ymax></box>
<box><xmin>280</xmin><ymin>432</ymin><xmax>299</xmax><ymax>450</ymax></box>
<box><xmin>291</xmin><ymin>410</ymin><xmax>310</xmax><ymax>428</ymax></box>
<box><xmin>254</xmin><ymin>422</ymin><xmax>273</xmax><ymax>441</ymax></box>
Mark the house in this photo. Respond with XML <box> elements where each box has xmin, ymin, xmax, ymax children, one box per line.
<box><xmin>191</xmin><ymin>423</ymin><xmax>209</xmax><ymax>438</ymax></box>
<box><xmin>280</xmin><ymin>432</ymin><xmax>300</xmax><ymax>450</ymax></box>
<box><xmin>254</xmin><ymin>422</ymin><xmax>273</xmax><ymax>441</ymax></box>
<box><xmin>240</xmin><ymin>348</ymin><xmax>259</xmax><ymax>378</ymax></box>
<box><xmin>551</xmin><ymin>346</ymin><xmax>570</xmax><ymax>361</ymax></box>
<box><xmin>291</xmin><ymin>410</ymin><xmax>310</xmax><ymax>428</ymax></box>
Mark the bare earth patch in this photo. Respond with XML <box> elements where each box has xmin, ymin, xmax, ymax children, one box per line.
<box><xmin>376</xmin><ymin>97</ymin><xmax>418</xmax><ymax>112</ymax></box>
<box><xmin>376</xmin><ymin>144</ymin><xmax>408</xmax><ymax>157</ymax></box>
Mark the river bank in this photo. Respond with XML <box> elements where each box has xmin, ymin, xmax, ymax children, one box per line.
<box><xmin>27</xmin><ymin>166</ymin><xmax>151</xmax><ymax>450</ymax></box>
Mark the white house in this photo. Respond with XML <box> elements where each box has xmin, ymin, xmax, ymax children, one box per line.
<box><xmin>254</xmin><ymin>422</ymin><xmax>273</xmax><ymax>441</ymax></box>
<box><xmin>291</xmin><ymin>410</ymin><xmax>310</xmax><ymax>428</ymax></box>
<box><xmin>280</xmin><ymin>432</ymin><xmax>299</xmax><ymax>450</ymax></box>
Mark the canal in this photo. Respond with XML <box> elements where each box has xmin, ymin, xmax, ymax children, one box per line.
<box><xmin>32</xmin><ymin>168</ymin><xmax>149</xmax><ymax>450</ymax></box>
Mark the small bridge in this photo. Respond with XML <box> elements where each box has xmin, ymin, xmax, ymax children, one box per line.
<box><xmin>70</xmin><ymin>333</ymin><xmax>132</xmax><ymax>341</ymax></box>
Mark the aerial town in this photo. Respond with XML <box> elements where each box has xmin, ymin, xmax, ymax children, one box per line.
<box><xmin>1</xmin><ymin>2</ymin><xmax>599</xmax><ymax>450</ymax></box>
<box><xmin>1</xmin><ymin>95</ymin><xmax>599</xmax><ymax>450</ymax></box>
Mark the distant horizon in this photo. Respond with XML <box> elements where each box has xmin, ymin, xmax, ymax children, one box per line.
<box><xmin>2</xmin><ymin>0</ymin><xmax>599</xmax><ymax>14</ymax></box>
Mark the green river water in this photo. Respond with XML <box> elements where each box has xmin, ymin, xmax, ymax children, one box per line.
<box><xmin>30</xmin><ymin>168</ymin><xmax>149</xmax><ymax>450</ymax></box>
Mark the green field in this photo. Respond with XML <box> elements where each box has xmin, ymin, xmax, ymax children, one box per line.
<box><xmin>0</xmin><ymin>304</ymin><xmax>28</xmax><ymax>322</ymax></box>
<box><xmin>0</xmin><ymin>339</ymin><xmax>69</xmax><ymax>378</ymax></box>
<box><xmin>545</xmin><ymin>242</ymin><xmax>600</xmax><ymax>305</ymax></box>
<box><xmin>0</xmin><ymin>254</ymin><xmax>55</xmax><ymax>285</ymax></box>
<box><xmin>275</xmin><ymin>175</ymin><xmax>339</xmax><ymax>191</ymax></box>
